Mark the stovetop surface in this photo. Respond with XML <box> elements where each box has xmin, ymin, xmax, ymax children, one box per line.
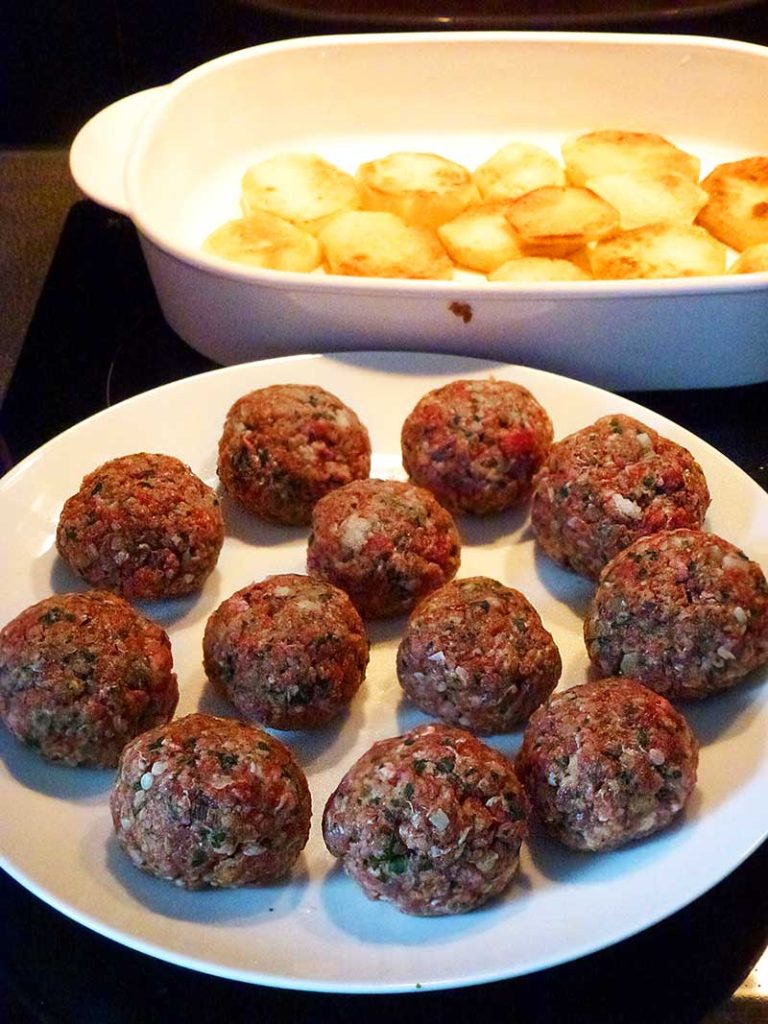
<box><xmin>0</xmin><ymin>198</ymin><xmax>766</xmax><ymax>1024</ymax></box>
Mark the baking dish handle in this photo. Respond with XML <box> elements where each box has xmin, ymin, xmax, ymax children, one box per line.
<box><xmin>69</xmin><ymin>87</ymin><xmax>166</xmax><ymax>216</ymax></box>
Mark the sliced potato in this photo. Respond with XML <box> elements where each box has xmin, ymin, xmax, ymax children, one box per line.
<box><xmin>729</xmin><ymin>242</ymin><xmax>768</xmax><ymax>274</ymax></box>
<box><xmin>585</xmin><ymin>171</ymin><xmax>708</xmax><ymax>230</ymax></box>
<box><xmin>437</xmin><ymin>202</ymin><xmax>523</xmax><ymax>273</ymax></box>
<box><xmin>241</xmin><ymin>153</ymin><xmax>360</xmax><ymax>233</ymax></box>
<box><xmin>568</xmin><ymin>246</ymin><xmax>594</xmax><ymax>275</ymax></box>
<box><xmin>489</xmin><ymin>257</ymin><xmax>591</xmax><ymax>282</ymax></box>
<box><xmin>562</xmin><ymin>130</ymin><xmax>701</xmax><ymax>187</ymax></box>
<box><xmin>203</xmin><ymin>212</ymin><xmax>322</xmax><ymax>272</ymax></box>
<box><xmin>504</xmin><ymin>185</ymin><xmax>619</xmax><ymax>257</ymax></box>
<box><xmin>696</xmin><ymin>156</ymin><xmax>768</xmax><ymax>251</ymax></box>
<box><xmin>356</xmin><ymin>152</ymin><xmax>480</xmax><ymax>229</ymax></box>
<box><xmin>589</xmin><ymin>223</ymin><xmax>727</xmax><ymax>279</ymax></box>
<box><xmin>473</xmin><ymin>142</ymin><xmax>566</xmax><ymax>202</ymax></box>
<box><xmin>318</xmin><ymin>210</ymin><xmax>453</xmax><ymax>280</ymax></box>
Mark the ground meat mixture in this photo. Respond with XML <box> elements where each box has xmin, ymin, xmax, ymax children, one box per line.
<box><xmin>217</xmin><ymin>384</ymin><xmax>371</xmax><ymax>526</ymax></box>
<box><xmin>110</xmin><ymin>713</ymin><xmax>311</xmax><ymax>889</ymax></box>
<box><xmin>516</xmin><ymin>677</ymin><xmax>698</xmax><ymax>852</ymax></box>
<box><xmin>0</xmin><ymin>590</ymin><xmax>177</xmax><ymax>767</ymax></box>
<box><xmin>323</xmin><ymin>722</ymin><xmax>529</xmax><ymax>915</ymax></box>
<box><xmin>530</xmin><ymin>414</ymin><xmax>710</xmax><ymax>580</ymax></box>
<box><xmin>396</xmin><ymin>577</ymin><xmax>561</xmax><ymax>733</ymax></box>
<box><xmin>584</xmin><ymin>529</ymin><xmax>768</xmax><ymax>699</ymax></box>
<box><xmin>307</xmin><ymin>478</ymin><xmax>461</xmax><ymax>619</ymax></box>
<box><xmin>203</xmin><ymin>574</ymin><xmax>369</xmax><ymax>730</ymax></box>
<box><xmin>56</xmin><ymin>453</ymin><xmax>224</xmax><ymax>599</ymax></box>
<box><xmin>401</xmin><ymin>378</ymin><xmax>553</xmax><ymax>515</ymax></box>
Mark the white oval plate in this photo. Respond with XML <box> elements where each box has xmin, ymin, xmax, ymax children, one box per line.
<box><xmin>0</xmin><ymin>351</ymin><xmax>766</xmax><ymax>993</ymax></box>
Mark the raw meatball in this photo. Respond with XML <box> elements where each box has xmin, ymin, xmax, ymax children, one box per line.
<box><xmin>110</xmin><ymin>713</ymin><xmax>311</xmax><ymax>889</ymax></box>
<box><xmin>584</xmin><ymin>528</ymin><xmax>768</xmax><ymax>698</ymax></box>
<box><xmin>396</xmin><ymin>576</ymin><xmax>561</xmax><ymax>733</ymax></box>
<box><xmin>307</xmin><ymin>478</ymin><xmax>461</xmax><ymax>619</ymax></box>
<box><xmin>516</xmin><ymin>677</ymin><xmax>698</xmax><ymax>851</ymax></box>
<box><xmin>530</xmin><ymin>413</ymin><xmax>710</xmax><ymax>580</ymax></box>
<box><xmin>217</xmin><ymin>384</ymin><xmax>371</xmax><ymax>526</ymax></box>
<box><xmin>203</xmin><ymin>573</ymin><xmax>369</xmax><ymax>730</ymax></box>
<box><xmin>401</xmin><ymin>378</ymin><xmax>553</xmax><ymax>514</ymax></box>
<box><xmin>56</xmin><ymin>453</ymin><xmax>224</xmax><ymax>599</ymax></box>
<box><xmin>323</xmin><ymin>722</ymin><xmax>529</xmax><ymax>915</ymax></box>
<box><xmin>0</xmin><ymin>590</ymin><xmax>177</xmax><ymax>767</ymax></box>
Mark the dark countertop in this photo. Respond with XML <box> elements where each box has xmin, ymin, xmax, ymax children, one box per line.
<box><xmin>2</xmin><ymin>3</ymin><xmax>768</xmax><ymax>1014</ymax></box>
<box><xmin>1</xmin><ymin>0</ymin><xmax>768</xmax><ymax>999</ymax></box>
<box><xmin>0</xmin><ymin>149</ymin><xmax>80</xmax><ymax>406</ymax></box>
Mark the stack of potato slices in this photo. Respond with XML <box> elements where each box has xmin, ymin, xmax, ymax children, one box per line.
<box><xmin>203</xmin><ymin>134</ymin><xmax>768</xmax><ymax>281</ymax></box>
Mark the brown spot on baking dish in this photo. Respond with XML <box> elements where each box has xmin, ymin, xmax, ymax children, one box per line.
<box><xmin>449</xmin><ymin>301</ymin><xmax>473</xmax><ymax>324</ymax></box>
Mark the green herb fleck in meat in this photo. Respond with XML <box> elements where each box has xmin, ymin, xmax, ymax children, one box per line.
<box><xmin>369</xmin><ymin>834</ymin><xmax>408</xmax><ymax>877</ymax></box>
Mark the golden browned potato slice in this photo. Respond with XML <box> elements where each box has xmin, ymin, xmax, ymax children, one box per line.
<box><xmin>437</xmin><ymin>202</ymin><xmax>523</xmax><ymax>273</ymax></box>
<box><xmin>504</xmin><ymin>185</ymin><xmax>619</xmax><ymax>257</ymax></box>
<box><xmin>729</xmin><ymin>242</ymin><xmax>768</xmax><ymax>274</ymax></box>
<box><xmin>488</xmin><ymin>257</ymin><xmax>591</xmax><ymax>282</ymax></box>
<box><xmin>318</xmin><ymin>210</ymin><xmax>453</xmax><ymax>280</ymax></box>
<box><xmin>241</xmin><ymin>153</ymin><xmax>360</xmax><ymax>233</ymax></box>
<box><xmin>585</xmin><ymin>172</ymin><xmax>708</xmax><ymax>230</ymax></box>
<box><xmin>562</xmin><ymin>130</ymin><xmax>701</xmax><ymax>187</ymax></box>
<box><xmin>589</xmin><ymin>223</ymin><xmax>727</xmax><ymax>279</ymax></box>
<box><xmin>696</xmin><ymin>157</ymin><xmax>768</xmax><ymax>251</ymax></box>
<box><xmin>203</xmin><ymin>211</ymin><xmax>322</xmax><ymax>272</ymax></box>
<box><xmin>356</xmin><ymin>152</ymin><xmax>480</xmax><ymax>230</ymax></box>
<box><xmin>473</xmin><ymin>142</ymin><xmax>566</xmax><ymax>201</ymax></box>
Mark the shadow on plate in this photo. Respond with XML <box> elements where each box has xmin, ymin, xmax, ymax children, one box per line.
<box><xmin>392</xmin><ymin>694</ymin><xmax>525</xmax><ymax>762</ymax></box>
<box><xmin>318</xmin><ymin>856</ymin><xmax>532</xmax><ymax>946</ymax></box>
<box><xmin>103</xmin><ymin>832</ymin><xmax>308</xmax><ymax>924</ymax></box>
<box><xmin>218</xmin><ymin>492</ymin><xmax>310</xmax><ymax>549</ymax></box>
<box><xmin>45</xmin><ymin>554</ymin><xmax>218</xmax><ymax>631</ymax></box>
<box><xmin>681</xmin><ymin>673</ymin><xmax>767</xmax><ymax>746</ymax></box>
<box><xmin>457</xmin><ymin>503</ymin><xmax>530</xmax><ymax>548</ymax></box>
<box><xmin>531</xmin><ymin>545</ymin><xmax>596</xmax><ymax>619</ymax></box>
<box><xmin>524</xmin><ymin>809</ymin><xmax>695</xmax><ymax>886</ymax></box>
<box><xmin>326</xmin><ymin>350</ymin><xmax>509</xmax><ymax>380</ymax></box>
<box><xmin>366</xmin><ymin>614</ymin><xmax>410</xmax><ymax>647</ymax></box>
<box><xmin>195</xmin><ymin>669</ymin><xmax>368</xmax><ymax>771</ymax></box>
<box><xmin>0</xmin><ymin>728</ymin><xmax>114</xmax><ymax>802</ymax></box>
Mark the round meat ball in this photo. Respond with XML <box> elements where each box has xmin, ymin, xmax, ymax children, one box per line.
<box><xmin>203</xmin><ymin>573</ymin><xmax>369</xmax><ymax>730</ymax></box>
<box><xmin>217</xmin><ymin>384</ymin><xmax>371</xmax><ymax>526</ymax></box>
<box><xmin>323</xmin><ymin>722</ymin><xmax>529</xmax><ymax>915</ymax></box>
<box><xmin>306</xmin><ymin>478</ymin><xmax>461</xmax><ymax>619</ymax></box>
<box><xmin>396</xmin><ymin>576</ymin><xmax>561</xmax><ymax>733</ymax></box>
<box><xmin>0</xmin><ymin>590</ymin><xmax>177</xmax><ymax>767</ymax></box>
<box><xmin>401</xmin><ymin>378</ymin><xmax>553</xmax><ymax>515</ymax></box>
<box><xmin>516</xmin><ymin>677</ymin><xmax>698</xmax><ymax>852</ymax></box>
<box><xmin>56</xmin><ymin>452</ymin><xmax>224</xmax><ymax>599</ymax></box>
<box><xmin>110</xmin><ymin>713</ymin><xmax>311</xmax><ymax>889</ymax></box>
<box><xmin>530</xmin><ymin>414</ymin><xmax>710</xmax><ymax>580</ymax></box>
<box><xmin>584</xmin><ymin>528</ymin><xmax>768</xmax><ymax>699</ymax></box>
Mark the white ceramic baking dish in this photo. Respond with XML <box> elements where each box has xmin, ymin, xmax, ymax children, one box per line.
<box><xmin>70</xmin><ymin>31</ymin><xmax>768</xmax><ymax>390</ymax></box>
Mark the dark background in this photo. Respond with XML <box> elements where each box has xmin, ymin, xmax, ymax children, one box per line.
<box><xmin>2</xmin><ymin>3</ymin><xmax>767</xmax><ymax>1022</ymax></box>
<box><xmin>4</xmin><ymin>1</ymin><xmax>768</xmax><ymax>145</ymax></box>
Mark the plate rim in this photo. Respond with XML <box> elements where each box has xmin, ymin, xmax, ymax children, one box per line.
<box><xmin>1</xmin><ymin>349</ymin><xmax>766</xmax><ymax>994</ymax></box>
